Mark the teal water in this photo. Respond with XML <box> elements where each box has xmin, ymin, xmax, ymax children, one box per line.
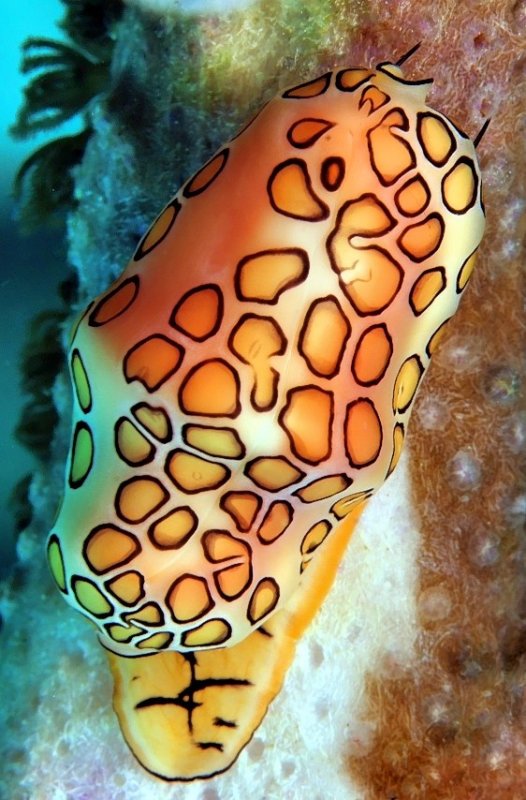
<box><xmin>0</xmin><ymin>0</ymin><xmax>74</xmax><ymax>574</ymax></box>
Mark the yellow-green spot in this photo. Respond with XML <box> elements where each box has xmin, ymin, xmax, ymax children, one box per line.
<box><xmin>73</xmin><ymin>578</ymin><xmax>113</xmax><ymax>616</ymax></box>
<box><xmin>137</xmin><ymin>632</ymin><xmax>171</xmax><ymax>650</ymax></box>
<box><xmin>107</xmin><ymin>623</ymin><xmax>143</xmax><ymax>643</ymax></box>
<box><xmin>72</xmin><ymin>350</ymin><xmax>92</xmax><ymax>412</ymax></box>
<box><xmin>47</xmin><ymin>537</ymin><xmax>66</xmax><ymax>591</ymax></box>
<box><xmin>70</xmin><ymin>423</ymin><xmax>94</xmax><ymax>486</ymax></box>
<box><xmin>117</xmin><ymin>418</ymin><xmax>154</xmax><ymax>464</ymax></box>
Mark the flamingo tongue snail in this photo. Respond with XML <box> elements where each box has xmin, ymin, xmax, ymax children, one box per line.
<box><xmin>47</xmin><ymin>56</ymin><xmax>485</xmax><ymax>780</ymax></box>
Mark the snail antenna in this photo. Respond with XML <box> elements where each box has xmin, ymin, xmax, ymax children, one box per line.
<box><xmin>396</xmin><ymin>42</ymin><xmax>422</xmax><ymax>66</ymax></box>
<box><xmin>474</xmin><ymin>118</ymin><xmax>491</xmax><ymax>148</ymax></box>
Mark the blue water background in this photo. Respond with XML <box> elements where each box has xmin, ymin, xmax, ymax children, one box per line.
<box><xmin>0</xmin><ymin>0</ymin><xmax>77</xmax><ymax>574</ymax></box>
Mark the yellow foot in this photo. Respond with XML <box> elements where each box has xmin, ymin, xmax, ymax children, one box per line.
<box><xmin>107</xmin><ymin>502</ymin><xmax>366</xmax><ymax>780</ymax></box>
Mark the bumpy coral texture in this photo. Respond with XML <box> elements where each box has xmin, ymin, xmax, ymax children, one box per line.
<box><xmin>0</xmin><ymin>0</ymin><xmax>524</xmax><ymax>798</ymax></box>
